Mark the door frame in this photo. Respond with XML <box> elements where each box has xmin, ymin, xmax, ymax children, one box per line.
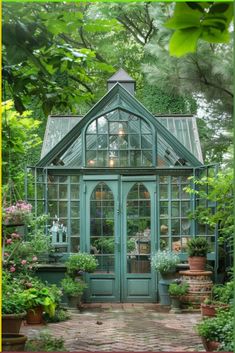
<box><xmin>82</xmin><ymin>175</ymin><xmax>157</xmax><ymax>302</ymax></box>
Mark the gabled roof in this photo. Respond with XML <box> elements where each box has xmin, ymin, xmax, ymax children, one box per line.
<box><xmin>37</xmin><ymin>83</ymin><xmax>203</xmax><ymax>167</ymax></box>
<box><xmin>107</xmin><ymin>68</ymin><xmax>135</xmax><ymax>82</ymax></box>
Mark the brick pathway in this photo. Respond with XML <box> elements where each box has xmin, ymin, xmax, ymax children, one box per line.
<box><xmin>21</xmin><ymin>304</ymin><xmax>204</xmax><ymax>352</ymax></box>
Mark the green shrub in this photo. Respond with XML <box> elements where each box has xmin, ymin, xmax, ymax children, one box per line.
<box><xmin>22</xmin><ymin>287</ymin><xmax>56</xmax><ymax>317</ymax></box>
<box><xmin>151</xmin><ymin>250</ymin><xmax>180</xmax><ymax>273</ymax></box>
<box><xmin>2</xmin><ymin>271</ymin><xmax>27</xmax><ymax>314</ymax></box>
<box><xmin>61</xmin><ymin>277</ymin><xmax>87</xmax><ymax>296</ymax></box>
<box><xmin>197</xmin><ymin>309</ymin><xmax>233</xmax><ymax>350</ymax></box>
<box><xmin>43</xmin><ymin>308</ymin><xmax>70</xmax><ymax>323</ymax></box>
<box><xmin>25</xmin><ymin>332</ymin><xmax>65</xmax><ymax>352</ymax></box>
<box><xmin>187</xmin><ymin>237</ymin><xmax>209</xmax><ymax>257</ymax></box>
<box><xmin>65</xmin><ymin>252</ymin><xmax>98</xmax><ymax>277</ymax></box>
<box><xmin>168</xmin><ymin>281</ymin><xmax>189</xmax><ymax>297</ymax></box>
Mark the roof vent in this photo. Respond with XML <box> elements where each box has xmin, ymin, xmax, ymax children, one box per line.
<box><xmin>107</xmin><ymin>68</ymin><xmax>135</xmax><ymax>95</ymax></box>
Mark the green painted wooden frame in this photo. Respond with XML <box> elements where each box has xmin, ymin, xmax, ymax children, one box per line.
<box><xmin>36</xmin><ymin>83</ymin><xmax>203</xmax><ymax>168</ymax></box>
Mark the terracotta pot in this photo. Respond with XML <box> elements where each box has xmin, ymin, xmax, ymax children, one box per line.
<box><xmin>201</xmin><ymin>338</ymin><xmax>220</xmax><ymax>351</ymax></box>
<box><xmin>26</xmin><ymin>306</ymin><xmax>43</xmax><ymax>324</ymax></box>
<box><xmin>188</xmin><ymin>256</ymin><xmax>206</xmax><ymax>271</ymax></box>
<box><xmin>2</xmin><ymin>333</ymin><xmax>27</xmax><ymax>352</ymax></box>
<box><xmin>201</xmin><ymin>303</ymin><xmax>230</xmax><ymax>317</ymax></box>
<box><xmin>2</xmin><ymin>312</ymin><xmax>26</xmax><ymax>334</ymax></box>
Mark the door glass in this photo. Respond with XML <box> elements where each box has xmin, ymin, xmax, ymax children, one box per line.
<box><xmin>126</xmin><ymin>183</ymin><xmax>151</xmax><ymax>273</ymax></box>
<box><xmin>90</xmin><ymin>182</ymin><xmax>115</xmax><ymax>273</ymax></box>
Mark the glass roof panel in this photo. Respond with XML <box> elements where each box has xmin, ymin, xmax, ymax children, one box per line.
<box><xmin>158</xmin><ymin>116</ymin><xmax>203</xmax><ymax>163</ymax></box>
<box><xmin>157</xmin><ymin>134</ymin><xmax>190</xmax><ymax>167</ymax></box>
<box><xmin>41</xmin><ymin>116</ymin><xmax>82</xmax><ymax>158</ymax></box>
<box><xmin>52</xmin><ymin>135</ymin><xmax>82</xmax><ymax>167</ymax></box>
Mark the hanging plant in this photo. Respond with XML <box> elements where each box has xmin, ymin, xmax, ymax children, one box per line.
<box><xmin>3</xmin><ymin>200</ymin><xmax>33</xmax><ymax>225</ymax></box>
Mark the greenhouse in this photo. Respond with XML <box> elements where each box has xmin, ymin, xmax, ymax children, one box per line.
<box><xmin>27</xmin><ymin>69</ymin><xmax>218</xmax><ymax>303</ymax></box>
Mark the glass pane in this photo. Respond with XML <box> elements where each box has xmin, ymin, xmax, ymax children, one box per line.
<box><xmin>141</xmin><ymin>120</ymin><xmax>151</xmax><ymax>133</ymax></box>
<box><xmin>181</xmin><ymin>219</ymin><xmax>191</xmax><ymax>235</ymax></box>
<box><xmin>118</xmin><ymin>136</ymin><xmax>128</xmax><ymax>149</ymax></box>
<box><xmin>71</xmin><ymin>175</ymin><xmax>79</xmax><ymax>183</ymax></box>
<box><xmin>87</xmin><ymin>120</ymin><xmax>96</xmax><ymax>134</ymax></box>
<box><xmin>48</xmin><ymin>201</ymin><xmax>57</xmax><ymax>217</ymax></box>
<box><xmin>128</xmin><ymin>119</ymin><xmax>140</xmax><ymax>133</ymax></box>
<box><xmin>160</xmin><ymin>201</ymin><xmax>168</xmax><ymax>217</ymax></box>
<box><xmin>59</xmin><ymin>202</ymin><xmax>67</xmax><ymax>218</ymax></box>
<box><xmin>58</xmin><ymin>176</ymin><xmax>68</xmax><ymax>183</ymax></box>
<box><xmin>119</xmin><ymin>151</ymin><xmax>128</xmax><ymax>166</ymax></box>
<box><xmin>97</xmin><ymin>150</ymin><xmax>108</xmax><ymax>167</ymax></box>
<box><xmin>142</xmin><ymin>150</ymin><xmax>152</xmax><ymax>166</ymax></box>
<box><xmin>86</xmin><ymin>150</ymin><xmax>97</xmax><ymax>167</ymax></box>
<box><xmin>48</xmin><ymin>184</ymin><xmax>57</xmax><ymax>199</ymax></box>
<box><xmin>130</xmin><ymin>151</ymin><xmax>141</xmax><ymax>167</ymax></box>
<box><xmin>141</xmin><ymin>135</ymin><xmax>152</xmax><ymax>149</ymax></box>
<box><xmin>71</xmin><ymin>237</ymin><xmax>80</xmax><ymax>253</ymax></box>
<box><xmin>109</xmin><ymin>135</ymin><xmax>119</xmax><ymax>150</ymax></box>
<box><xmin>160</xmin><ymin>219</ymin><xmax>169</xmax><ymax>235</ymax></box>
<box><xmin>95</xmin><ymin>255</ymin><xmax>115</xmax><ymax>274</ymax></box>
<box><xmin>181</xmin><ymin>201</ymin><xmax>190</xmax><ymax>217</ymax></box>
<box><xmin>159</xmin><ymin>176</ymin><xmax>168</xmax><ymax>183</ymax></box>
<box><xmin>71</xmin><ymin>201</ymin><xmax>79</xmax><ymax>218</ymax></box>
<box><xmin>71</xmin><ymin>219</ymin><xmax>79</xmax><ymax>235</ymax></box>
<box><xmin>160</xmin><ymin>237</ymin><xmax>169</xmax><ymax>250</ymax></box>
<box><xmin>37</xmin><ymin>183</ymin><xmax>44</xmax><ymax>199</ymax></box>
<box><xmin>172</xmin><ymin>201</ymin><xmax>180</xmax><ymax>217</ymax></box>
<box><xmin>160</xmin><ymin>185</ymin><xmax>168</xmax><ymax>199</ymax></box>
<box><xmin>97</xmin><ymin>116</ymin><xmax>108</xmax><ymax>133</ymax></box>
<box><xmin>127</xmin><ymin>183</ymin><xmax>151</xmax><ymax>273</ymax></box>
<box><xmin>86</xmin><ymin>135</ymin><xmax>97</xmax><ymax>150</ymax></box>
<box><xmin>172</xmin><ymin>237</ymin><xmax>181</xmax><ymax>252</ymax></box>
<box><xmin>129</xmin><ymin>134</ymin><xmax>140</xmax><ymax>148</ymax></box>
<box><xmin>172</xmin><ymin>184</ymin><xmax>180</xmax><ymax>199</ymax></box>
<box><xmin>59</xmin><ymin>184</ymin><xmax>67</xmax><ymax>199</ymax></box>
<box><xmin>90</xmin><ymin>183</ymin><xmax>115</xmax><ymax>273</ymax></box>
<box><xmin>71</xmin><ymin>184</ymin><xmax>79</xmax><ymax>200</ymax></box>
<box><xmin>172</xmin><ymin>219</ymin><xmax>180</xmax><ymax>235</ymax></box>
<box><xmin>97</xmin><ymin>135</ymin><xmax>108</xmax><ymax>149</ymax></box>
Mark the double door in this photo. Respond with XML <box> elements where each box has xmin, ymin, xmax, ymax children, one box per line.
<box><xmin>84</xmin><ymin>176</ymin><xmax>157</xmax><ymax>302</ymax></box>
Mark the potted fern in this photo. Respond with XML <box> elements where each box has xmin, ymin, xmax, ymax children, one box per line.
<box><xmin>61</xmin><ymin>277</ymin><xmax>87</xmax><ymax>308</ymax></box>
<box><xmin>168</xmin><ymin>280</ymin><xmax>189</xmax><ymax>313</ymax></box>
<box><xmin>186</xmin><ymin>237</ymin><xmax>209</xmax><ymax>271</ymax></box>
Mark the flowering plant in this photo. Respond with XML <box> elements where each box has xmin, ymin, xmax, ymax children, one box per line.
<box><xmin>3</xmin><ymin>232</ymin><xmax>38</xmax><ymax>274</ymax></box>
<box><xmin>3</xmin><ymin>200</ymin><xmax>33</xmax><ymax>225</ymax></box>
<box><xmin>151</xmin><ymin>249</ymin><xmax>180</xmax><ymax>273</ymax></box>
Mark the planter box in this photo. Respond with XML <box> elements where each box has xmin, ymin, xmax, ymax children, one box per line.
<box><xmin>2</xmin><ymin>312</ymin><xmax>26</xmax><ymax>334</ymax></box>
<box><xmin>2</xmin><ymin>333</ymin><xmax>27</xmax><ymax>352</ymax></box>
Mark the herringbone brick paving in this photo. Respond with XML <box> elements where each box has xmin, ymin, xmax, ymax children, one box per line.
<box><xmin>21</xmin><ymin>304</ymin><xmax>205</xmax><ymax>352</ymax></box>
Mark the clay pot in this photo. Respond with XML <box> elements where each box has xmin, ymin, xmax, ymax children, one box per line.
<box><xmin>201</xmin><ymin>303</ymin><xmax>230</xmax><ymax>317</ymax></box>
<box><xmin>188</xmin><ymin>256</ymin><xmax>206</xmax><ymax>271</ymax></box>
<box><xmin>2</xmin><ymin>333</ymin><xmax>27</xmax><ymax>351</ymax></box>
<box><xmin>201</xmin><ymin>338</ymin><xmax>220</xmax><ymax>351</ymax></box>
<box><xmin>2</xmin><ymin>312</ymin><xmax>26</xmax><ymax>334</ymax></box>
<box><xmin>26</xmin><ymin>306</ymin><xmax>43</xmax><ymax>324</ymax></box>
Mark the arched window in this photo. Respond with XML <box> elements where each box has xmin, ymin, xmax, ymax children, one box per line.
<box><xmin>85</xmin><ymin>110</ymin><xmax>153</xmax><ymax>167</ymax></box>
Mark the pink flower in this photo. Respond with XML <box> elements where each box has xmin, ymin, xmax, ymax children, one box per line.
<box><xmin>32</xmin><ymin>256</ymin><xmax>38</xmax><ymax>262</ymax></box>
<box><xmin>21</xmin><ymin>260</ymin><xmax>27</xmax><ymax>265</ymax></box>
<box><xmin>4</xmin><ymin>252</ymin><xmax>9</xmax><ymax>257</ymax></box>
<box><xmin>10</xmin><ymin>266</ymin><xmax>16</xmax><ymax>272</ymax></box>
<box><xmin>11</xmin><ymin>233</ymin><xmax>20</xmax><ymax>239</ymax></box>
<box><xmin>6</xmin><ymin>239</ymin><xmax>12</xmax><ymax>244</ymax></box>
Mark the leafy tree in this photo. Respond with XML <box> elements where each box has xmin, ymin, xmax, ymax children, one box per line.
<box><xmin>185</xmin><ymin>170</ymin><xmax>233</xmax><ymax>247</ymax></box>
<box><xmin>165</xmin><ymin>2</ymin><xmax>233</xmax><ymax>57</ymax></box>
<box><xmin>2</xmin><ymin>100</ymin><xmax>42</xmax><ymax>199</ymax></box>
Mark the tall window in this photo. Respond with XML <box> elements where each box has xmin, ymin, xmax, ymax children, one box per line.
<box><xmin>85</xmin><ymin>110</ymin><xmax>153</xmax><ymax>167</ymax></box>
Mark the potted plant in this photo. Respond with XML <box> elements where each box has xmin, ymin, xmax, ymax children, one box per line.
<box><xmin>65</xmin><ymin>252</ymin><xmax>98</xmax><ymax>279</ymax></box>
<box><xmin>151</xmin><ymin>250</ymin><xmax>180</xmax><ymax>305</ymax></box>
<box><xmin>168</xmin><ymin>280</ymin><xmax>189</xmax><ymax>313</ymax></box>
<box><xmin>22</xmin><ymin>286</ymin><xmax>56</xmax><ymax>324</ymax></box>
<box><xmin>186</xmin><ymin>237</ymin><xmax>209</xmax><ymax>271</ymax></box>
<box><xmin>61</xmin><ymin>277</ymin><xmax>87</xmax><ymax>309</ymax></box>
<box><xmin>2</xmin><ymin>271</ymin><xmax>27</xmax><ymax>334</ymax></box>
<box><xmin>201</xmin><ymin>282</ymin><xmax>233</xmax><ymax>317</ymax></box>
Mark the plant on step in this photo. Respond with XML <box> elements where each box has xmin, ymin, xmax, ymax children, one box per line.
<box><xmin>22</xmin><ymin>287</ymin><xmax>56</xmax><ymax>317</ymax></box>
<box><xmin>2</xmin><ymin>271</ymin><xmax>27</xmax><ymax>314</ymax></box>
<box><xmin>151</xmin><ymin>249</ymin><xmax>180</xmax><ymax>274</ymax></box>
<box><xmin>197</xmin><ymin>309</ymin><xmax>234</xmax><ymax>350</ymax></box>
<box><xmin>61</xmin><ymin>277</ymin><xmax>87</xmax><ymax>297</ymax></box>
<box><xmin>65</xmin><ymin>252</ymin><xmax>98</xmax><ymax>277</ymax></box>
<box><xmin>186</xmin><ymin>237</ymin><xmax>209</xmax><ymax>257</ymax></box>
<box><xmin>43</xmin><ymin>308</ymin><xmax>70</xmax><ymax>323</ymax></box>
<box><xmin>211</xmin><ymin>282</ymin><xmax>233</xmax><ymax>305</ymax></box>
<box><xmin>25</xmin><ymin>331</ymin><xmax>65</xmax><ymax>352</ymax></box>
<box><xmin>168</xmin><ymin>280</ymin><xmax>189</xmax><ymax>297</ymax></box>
